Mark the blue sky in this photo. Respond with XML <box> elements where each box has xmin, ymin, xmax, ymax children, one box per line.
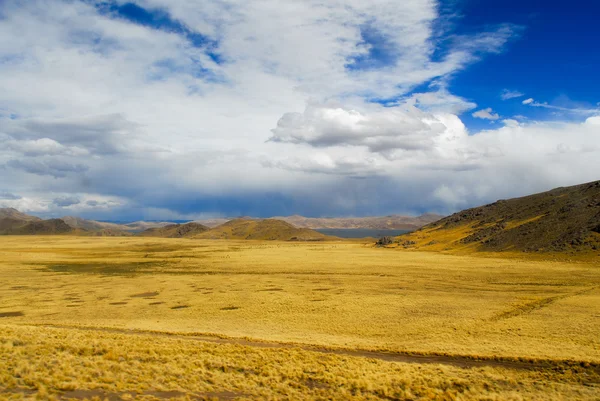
<box><xmin>0</xmin><ymin>0</ymin><xmax>598</xmax><ymax>220</ymax></box>
<box><xmin>449</xmin><ymin>0</ymin><xmax>600</xmax><ymax>130</ymax></box>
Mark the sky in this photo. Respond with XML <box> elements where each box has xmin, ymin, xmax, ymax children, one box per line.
<box><xmin>0</xmin><ymin>0</ymin><xmax>599</xmax><ymax>221</ymax></box>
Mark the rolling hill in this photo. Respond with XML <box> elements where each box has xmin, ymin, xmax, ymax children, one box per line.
<box><xmin>194</xmin><ymin>218</ymin><xmax>328</xmax><ymax>241</ymax></box>
<box><xmin>399</xmin><ymin>180</ymin><xmax>600</xmax><ymax>253</ymax></box>
<box><xmin>138</xmin><ymin>222</ymin><xmax>210</xmax><ymax>238</ymax></box>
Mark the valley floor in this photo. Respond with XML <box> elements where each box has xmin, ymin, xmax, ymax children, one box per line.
<box><xmin>1</xmin><ymin>236</ymin><xmax>599</xmax><ymax>400</ymax></box>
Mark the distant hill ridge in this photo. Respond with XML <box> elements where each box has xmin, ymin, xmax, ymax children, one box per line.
<box><xmin>399</xmin><ymin>180</ymin><xmax>600</xmax><ymax>254</ymax></box>
<box><xmin>0</xmin><ymin>209</ymin><xmax>330</xmax><ymax>241</ymax></box>
<box><xmin>0</xmin><ymin>217</ymin><xmax>74</xmax><ymax>235</ymax></box>
<box><xmin>196</xmin><ymin>214</ymin><xmax>443</xmax><ymax>230</ymax></box>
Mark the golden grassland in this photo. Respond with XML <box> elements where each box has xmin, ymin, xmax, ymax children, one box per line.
<box><xmin>1</xmin><ymin>236</ymin><xmax>600</xmax><ymax>400</ymax></box>
<box><xmin>2</xmin><ymin>324</ymin><xmax>600</xmax><ymax>401</ymax></box>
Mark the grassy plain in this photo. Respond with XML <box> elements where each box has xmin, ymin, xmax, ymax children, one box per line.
<box><xmin>1</xmin><ymin>236</ymin><xmax>600</xmax><ymax>400</ymax></box>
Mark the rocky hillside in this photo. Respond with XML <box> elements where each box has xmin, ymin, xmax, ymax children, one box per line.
<box><xmin>194</xmin><ymin>219</ymin><xmax>329</xmax><ymax>241</ymax></box>
<box><xmin>399</xmin><ymin>180</ymin><xmax>600</xmax><ymax>253</ymax></box>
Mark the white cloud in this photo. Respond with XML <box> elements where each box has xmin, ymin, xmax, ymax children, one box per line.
<box><xmin>525</xmin><ymin>100</ymin><xmax>600</xmax><ymax>115</ymax></box>
<box><xmin>522</xmin><ymin>98</ymin><xmax>534</xmax><ymax>105</ymax></box>
<box><xmin>501</xmin><ymin>89</ymin><xmax>524</xmax><ymax>100</ymax></box>
<box><xmin>472</xmin><ymin>108</ymin><xmax>500</xmax><ymax>120</ymax></box>
<box><xmin>268</xmin><ymin>102</ymin><xmax>463</xmax><ymax>154</ymax></box>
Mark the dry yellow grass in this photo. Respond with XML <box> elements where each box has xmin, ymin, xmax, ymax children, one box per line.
<box><xmin>1</xmin><ymin>236</ymin><xmax>599</xmax><ymax>400</ymax></box>
<box><xmin>2</xmin><ymin>324</ymin><xmax>600</xmax><ymax>401</ymax></box>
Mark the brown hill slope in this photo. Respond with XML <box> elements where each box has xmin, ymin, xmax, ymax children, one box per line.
<box><xmin>195</xmin><ymin>218</ymin><xmax>328</xmax><ymax>241</ymax></box>
<box><xmin>138</xmin><ymin>222</ymin><xmax>210</xmax><ymax>238</ymax></box>
<box><xmin>0</xmin><ymin>208</ymin><xmax>41</xmax><ymax>222</ymax></box>
<box><xmin>0</xmin><ymin>218</ymin><xmax>74</xmax><ymax>235</ymax></box>
<box><xmin>399</xmin><ymin>180</ymin><xmax>600</xmax><ymax>253</ymax></box>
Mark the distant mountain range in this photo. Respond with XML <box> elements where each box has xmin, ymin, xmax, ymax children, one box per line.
<box><xmin>399</xmin><ymin>180</ymin><xmax>600</xmax><ymax>254</ymax></box>
<box><xmin>271</xmin><ymin>214</ymin><xmax>443</xmax><ymax>230</ymax></box>
<box><xmin>0</xmin><ymin>208</ymin><xmax>438</xmax><ymax>240</ymax></box>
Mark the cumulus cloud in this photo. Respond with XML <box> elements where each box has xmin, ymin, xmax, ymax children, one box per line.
<box><xmin>522</xmin><ymin>98</ymin><xmax>534</xmax><ymax>105</ymax></box>
<box><xmin>472</xmin><ymin>108</ymin><xmax>500</xmax><ymax>120</ymax></box>
<box><xmin>269</xmin><ymin>102</ymin><xmax>469</xmax><ymax>156</ymax></box>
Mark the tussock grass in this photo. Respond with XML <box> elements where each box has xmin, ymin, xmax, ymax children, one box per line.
<box><xmin>1</xmin><ymin>324</ymin><xmax>599</xmax><ymax>400</ymax></box>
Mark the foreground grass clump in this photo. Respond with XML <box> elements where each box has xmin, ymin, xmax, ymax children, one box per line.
<box><xmin>1</xmin><ymin>324</ymin><xmax>599</xmax><ymax>400</ymax></box>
